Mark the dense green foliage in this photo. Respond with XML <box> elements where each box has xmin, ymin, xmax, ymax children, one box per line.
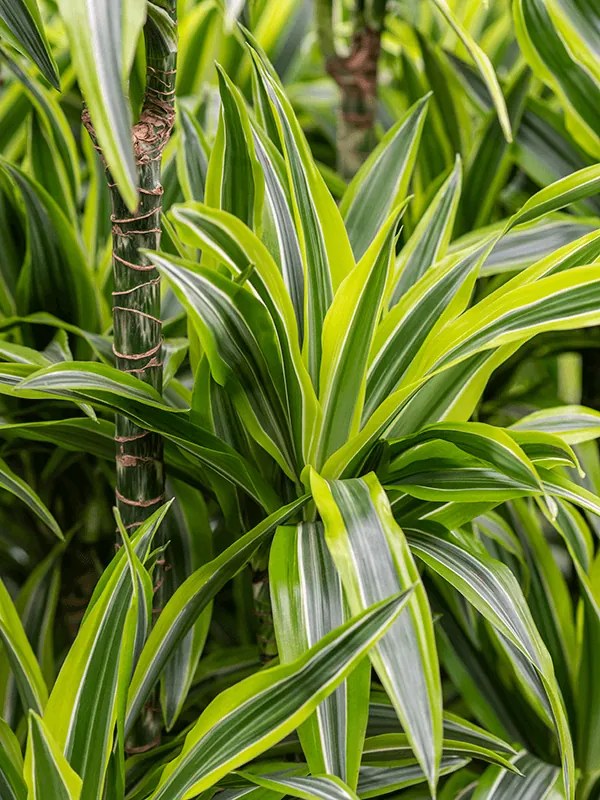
<box><xmin>0</xmin><ymin>1</ymin><xmax>599</xmax><ymax>798</ymax></box>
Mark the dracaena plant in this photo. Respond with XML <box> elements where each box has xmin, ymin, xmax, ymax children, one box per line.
<box><xmin>0</xmin><ymin>1</ymin><xmax>600</xmax><ymax>800</ymax></box>
<box><xmin>4</xmin><ymin>35</ymin><xmax>600</xmax><ymax>798</ymax></box>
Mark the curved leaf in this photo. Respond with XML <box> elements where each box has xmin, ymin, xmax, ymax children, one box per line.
<box><xmin>149</xmin><ymin>591</ymin><xmax>413</xmax><ymax>800</ymax></box>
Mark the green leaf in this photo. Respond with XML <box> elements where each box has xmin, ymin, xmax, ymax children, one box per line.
<box><xmin>315</xmin><ymin>210</ymin><xmax>400</xmax><ymax>464</ymax></box>
<box><xmin>0</xmin><ymin>579</ymin><xmax>48</xmax><ymax>716</ymax></box>
<box><xmin>41</xmin><ymin>512</ymin><xmax>157</xmax><ymax>800</ymax></box>
<box><xmin>429</xmin><ymin>0</ymin><xmax>511</xmax><ymax>142</ymax></box>
<box><xmin>238</xmin><ymin>771</ymin><xmax>359</xmax><ymax>800</ymax></box>
<box><xmin>460</xmin><ymin>67</ymin><xmax>530</xmax><ymax>230</ymax></box>
<box><xmin>0</xmin><ymin>0</ymin><xmax>59</xmax><ymax>88</ymax></box>
<box><xmin>390</xmin><ymin>156</ymin><xmax>462</xmax><ymax>303</ymax></box>
<box><xmin>54</xmin><ymin>0</ymin><xmax>146</xmax><ymax>209</ymax></box>
<box><xmin>514</xmin><ymin>0</ymin><xmax>600</xmax><ymax>159</ymax></box>
<box><xmin>363</xmin><ymin>733</ymin><xmax>517</xmax><ymax>772</ymax></box>
<box><xmin>16</xmin><ymin>362</ymin><xmax>279</xmax><ymax>511</ymax></box>
<box><xmin>148</xmin><ymin>591</ymin><xmax>412</xmax><ymax>800</ymax></box>
<box><xmin>475</xmin><ymin>218</ymin><xmax>600</xmax><ymax>278</ymax></box>
<box><xmin>0</xmin><ymin>716</ymin><xmax>26</xmax><ymax>800</ymax></box>
<box><xmin>511</xmin><ymin>406</ymin><xmax>600</xmax><ymax>445</ymax></box>
<box><xmin>251</xmin><ymin>125</ymin><xmax>304</xmax><ymax>339</ymax></box>
<box><xmin>0</xmin><ymin>457</ymin><xmax>61</xmax><ymax>539</ymax></box>
<box><xmin>176</xmin><ymin>107</ymin><xmax>209</xmax><ymax>203</ymax></box>
<box><xmin>364</xmin><ymin>245</ymin><xmax>486</xmax><ymax>423</ymax></box>
<box><xmin>406</xmin><ymin>528</ymin><xmax>575</xmax><ymax>798</ymax></box>
<box><xmin>357</xmin><ymin>757</ymin><xmax>468</xmax><ymax>798</ymax></box>
<box><xmin>340</xmin><ymin>96</ymin><xmax>430</xmax><ymax>260</ymax></box>
<box><xmin>168</xmin><ymin>202</ymin><xmax>319</xmax><ymax>463</ymax></box>
<box><xmin>311</xmin><ymin>471</ymin><xmax>442</xmax><ymax>794</ymax></box>
<box><xmin>270</xmin><ymin>523</ymin><xmax>369</xmax><ymax>789</ymax></box>
<box><xmin>0</xmin><ymin>160</ymin><xmax>99</xmax><ymax>335</ymax></box>
<box><xmin>159</xmin><ymin>482</ymin><xmax>213</xmax><ymax>731</ymax></box>
<box><xmin>24</xmin><ymin>712</ymin><xmax>82</xmax><ymax>800</ymax></box>
<box><xmin>509</xmin><ymin>165</ymin><xmax>600</xmax><ymax>228</ymax></box>
<box><xmin>205</xmin><ymin>66</ymin><xmax>263</xmax><ymax>230</ymax></box>
<box><xmin>152</xmin><ymin>252</ymin><xmax>299</xmax><ymax>477</ymax></box>
<box><xmin>472</xmin><ymin>752</ymin><xmax>559</xmax><ymax>799</ymax></box>
<box><xmin>126</xmin><ymin>497</ymin><xmax>308</xmax><ymax>734</ymax></box>
<box><xmin>250</xmin><ymin>48</ymin><xmax>354</xmax><ymax>386</ymax></box>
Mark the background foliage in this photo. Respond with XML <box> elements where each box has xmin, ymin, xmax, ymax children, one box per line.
<box><xmin>0</xmin><ymin>0</ymin><xmax>599</xmax><ymax>798</ymax></box>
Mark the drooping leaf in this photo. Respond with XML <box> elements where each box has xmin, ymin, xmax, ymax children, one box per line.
<box><xmin>0</xmin><ymin>0</ymin><xmax>59</xmax><ymax>88</ymax></box>
<box><xmin>472</xmin><ymin>751</ymin><xmax>559</xmax><ymax>799</ymax></box>
<box><xmin>126</xmin><ymin>497</ymin><xmax>308</xmax><ymax>734</ymax></box>
<box><xmin>54</xmin><ymin>0</ymin><xmax>146</xmax><ymax>208</ymax></box>
<box><xmin>406</xmin><ymin>527</ymin><xmax>574</xmax><ymax>797</ymax></box>
<box><xmin>0</xmin><ymin>457</ymin><xmax>61</xmax><ymax>539</ymax></box>
<box><xmin>311</xmin><ymin>471</ymin><xmax>442</xmax><ymax>794</ymax></box>
<box><xmin>429</xmin><ymin>0</ymin><xmax>511</xmax><ymax>142</ymax></box>
<box><xmin>270</xmin><ymin>523</ymin><xmax>369</xmax><ymax>789</ymax></box>
<box><xmin>148</xmin><ymin>591</ymin><xmax>412</xmax><ymax>800</ymax></box>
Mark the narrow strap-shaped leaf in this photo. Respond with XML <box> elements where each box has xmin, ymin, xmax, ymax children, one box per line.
<box><xmin>249</xmin><ymin>49</ymin><xmax>354</xmax><ymax>386</ymax></box>
<box><xmin>176</xmin><ymin>107</ymin><xmax>209</xmax><ymax>203</ymax></box>
<box><xmin>0</xmin><ymin>580</ymin><xmax>47</xmax><ymax>716</ymax></box>
<box><xmin>270</xmin><ymin>523</ymin><xmax>369</xmax><ymax>789</ymax></box>
<box><xmin>159</xmin><ymin>483</ymin><xmax>213</xmax><ymax>731</ymax></box>
<box><xmin>539</xmin><ymin>469</ymin><xmax>600</xmax><ymax>519</ymax></box>
<box><xmin>0</xmin><ymin>0</ymin><xmax>59</xmax><ymax>88</ymax></box>
<box><xmin>252</xmin><ymin>125</ymin><xmax>304</xmax><ymax>340</ymax></box>
<box><xmin>24</xmin><ymin>712</ymin><xmax>82</xmax><ymax>800</ymax></box>
<box><xmin>315</xmin><ymin>210</ymin><xmax>400</xmax><ymax>464</ymax></box>
<box><xmin>511</xmin><ymin>405</ymin><xmax>600</xmax><ymax>445</ymax></box>
<box><xmin>54</xmin><ymin>0</ymin><xmax>146</xmax><ymax>208</ymax></box>
<box><xmin>0</xmin><ymin>457</ymin><xmax>61</xmax><ymax>539</ymax></box>
<box><xmin>364</xmin><ymin>245</ymin><xmax>486</xmax><ymax>422</ymax></box>
<box><xmin>363</xmin><ymin>733</ymin><xmax>517</xmax><ymax>771</ymax></box>
<box><xmin>386</xmin><ymin>422</ymin><xmax>542</xmax><ymax>495</ymax></box>
<box><xmin>357</xmin><ymin>757</ymin><xmax>468</xmax><ymax>799</ymax></box>
<box><xmin>406</xmin><ymin>528</ymin><xmax>574</xmax><ymax>798</ymax></box>
<box><xmin>205</xmin><ymin>66</ymin><xmax>263</xmax><ymax>230</ymax></box>
<box><xmin>419</xmin><ymin>265</ymin><xmax>600</xmax><ymax>378</ymax></box>
<box><xmin>460</xmin><ymin>67</ymin><xmax>530</xmax><ymax>230</ymax></box>
<box><xmin>150</xmin><ymin>252</ymin><xmax>298</xmax><ymax>478</ymax></box>
<box><xmin>311</xmin><ymin>471</ymin><xmax>442</xmax><ymax>794</ymax></box>
<box><xmin>41</xmin><ymin>516</ymin><xmax>154</xmax><ymax>800</ymax></box>
<box><xmin>0</xmin><ymin>716</ymin><xmax>26</xmax><ymax>800</ymax></box>
<box><xmin>476</xmin><ymin>219</ymin><xmax>600</xmax><ymax>278</ymax></box>
<box><xmin>389</xmin><ymin>156</ymin><xmax>462</xmax><ymax>304</ymax></box>
<box><xmin>0</xmin><ymin>160</ymin><xmax>99</xmax><ymax>335</ymax></box>
<box><xmin>472</xmin><ymin>751</ymin><xmax>559</xmax><ymax>799</ymax></box>
<box><xmin>16</xmin><ymin>362</ymin><xmax>280</xmax><ymax>511</ymax></box>
<box><xmin>340</xmin><ymin>96</ymin><xmax>430</xmax><ymax>261</ymax></box>
<box><xmin>126</xmin><ymin>497</ymin><xmax>308</xmax><ymax>734</ymax></box>
<box><xmin>148</xmin><ymin>591</ymin><xmax>412</xmax><ymax>800</ymax></box>
<box><xmin>429</xmin><ymin>0</ymin><xmax>511</xmax><ymax>141</ymax></box>
<box><xmin>169</xmin><ymin>203</ymin><xmax>319</xmax><ymax>463</ymax></box>
<box><xmin>508</xmin><ymin>164</ymin><xmax>600</xmax><ymax>228</ymax></box>
<box><xmin>239</xmin><ymin>771</ymin><xmax>359</xmax><ymax>800</ymax></box>
<box><xmin>514</xmin><ymin>0</ymin><xmax>600</xmax><ymax>159</ymax></box>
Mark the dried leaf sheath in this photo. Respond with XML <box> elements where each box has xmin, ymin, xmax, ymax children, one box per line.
<box><xmin>83</xmin><ymin>8</ymin><xmax>176</xmax><ymax>531</ymax></box>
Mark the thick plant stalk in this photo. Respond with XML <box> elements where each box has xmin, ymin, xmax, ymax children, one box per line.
<box><xmin>84</xmin><ymin>8</ymin><xmax>176</xmax><ymax>534</ymax></box>
<box><xmin>326</xmin><ymin>26</ymin><xmax>381</xmax><ymax>181</ymax></box>
<box><xmin>317</xmin><ymin>0</ymin><xmax>385</xmax><ymax>181</ymax></box>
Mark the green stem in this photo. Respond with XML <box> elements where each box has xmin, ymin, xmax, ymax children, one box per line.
<box><xmin>84</xmin><ymin>6</ymin><xmax>177</xmax><ymax>533</ymax></box>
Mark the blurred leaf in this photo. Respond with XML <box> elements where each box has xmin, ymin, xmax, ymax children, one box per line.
<box><xmin>0</xmin><ymin>0</ymin><xmax>59</xmax><ymax>88</ymax></box>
